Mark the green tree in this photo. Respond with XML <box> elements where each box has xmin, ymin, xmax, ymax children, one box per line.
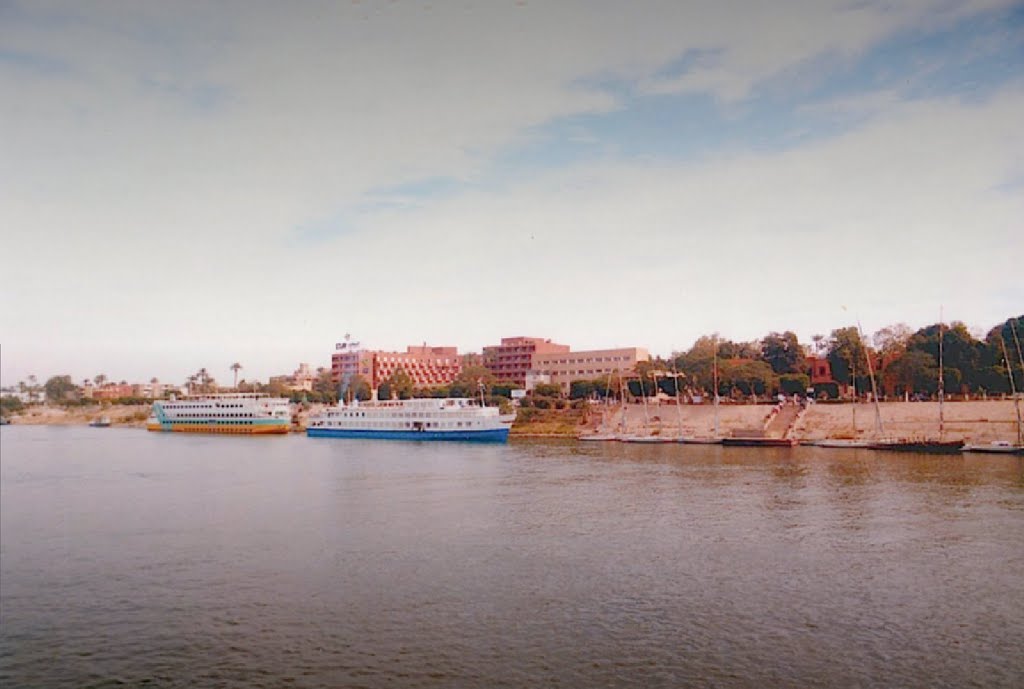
<box><xmin>450</xmin><ymin>365</ymin><xmax>495</xmax><ymax>397</ymax></box>
<box><xmin>886</xmin><ymin>349</ymin><xmax>938</xmax><ymax>395</ymax></box>
<box><xmin>827</xmin><ymin>327</ymin><xmax>869</xmax><ymax>387</ymax></box>
<box><xmin>532</xmin><ymin>383</ymin><xmax>563</xmax><ymax>398</ymax></box>
<box><xmin>1</xmin><ymin>395</ymin><xmax>24</xmax><ymax>416</ymax></box>
<box><xmin>339</xmin><ymin>374</ymin><xmax>371</xmax><ymax>402</ymax></box>
<box><xmin>230</xmin><ymin>362</ymin><xmax>243</xmax><ymax>389</ymax></box>
<box><xmin>761</xmin><ymin>331</ymin><xmax>803</xmax><ymax>375</ymax></box>
<box><xmin>779</xmin><ymin>373</ymin><xmax>810</xmax><ymax>395</ymax></box>
<box><xmin>906</xmin><ymin>321</ymin><xmax>983</xmax><ymax>393</ymax></box>
<box><xmin>44</xmin><ymin>375</ymin><xmax>78</xmax><ymax>402</ymax></box>
<box><xmin>981</xmin><ymin>315</ymin><xmax>1024</xmax><ymax>394</ymax></box>
<box><xmin>569</xmin><ymin>379</ymin><xmax>596</xmax><ymax>400</ymax></box>
<box><xmin>718</xmin><ymin>359</ymin><xmax>775</xmax><ymax>397</ymax></box>
<box><xmin>490</xmin><ymin>382</ymin><xmax>519</xmax><ymax>399</ymax></box>
<box><xmin>386</xmin><ymin>368</ymin><xmax>415</xmax><ymax>400</ymax></box>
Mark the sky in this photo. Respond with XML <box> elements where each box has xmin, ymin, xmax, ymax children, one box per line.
<box><xmin>2</xmin><ymin>0</ymin><xmax>1022</xmax><ymax>387</ymax></box>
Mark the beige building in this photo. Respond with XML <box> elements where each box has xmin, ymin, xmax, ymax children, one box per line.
<box><xmin>531</xmin><ymin>347</ymin><xmax>650</xmax><ymax>392</ymax></box>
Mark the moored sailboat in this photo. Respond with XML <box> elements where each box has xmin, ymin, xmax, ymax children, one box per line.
<box><xmin>963</xmin><ymin>328</ymin><xmax>1023</xmax><ymax>454</ymax></box>
<box><xmin>871</xmin><ymin>312</ymin><xmax>963</xmax><ymax>453</ymax></box>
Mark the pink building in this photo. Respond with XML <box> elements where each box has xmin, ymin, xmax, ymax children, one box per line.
<box><xmin>332</xmin><ymin>345</ymin><xmax>462</xmax><ymax>390</ymax></box>
<box><xmin>482</xmin><ymin>337</ymin><xmax>570</xmax><ymax>386</ymax></box>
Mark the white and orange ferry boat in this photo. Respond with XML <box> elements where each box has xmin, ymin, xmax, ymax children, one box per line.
<box><xmin>147</xmin><ymin>393</ymin><xmax>291</xmax><ymax>434</ymax></box>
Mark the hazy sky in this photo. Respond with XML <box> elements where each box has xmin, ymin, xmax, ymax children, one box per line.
<box><xmin>2</xmin><ymin>0</ymin><xmax>1022</xmax><ymax>386</ymax></box>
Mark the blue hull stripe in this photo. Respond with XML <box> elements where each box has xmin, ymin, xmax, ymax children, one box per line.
<box><xmin>307</xmin><ymin>427</ymin><xmax>509</xmax><ymax>443</ymax></box>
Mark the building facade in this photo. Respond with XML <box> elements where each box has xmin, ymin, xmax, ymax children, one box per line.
<box><xmin>482</xmin><ymin>337</ymin><xmax>570</xmax><ymax>386</ymax></box>
<box><xmin>531</xmin><ymin>347</ymin><xmax>651</xmax><ymax>392</ymax></box>
<box><xmin>332</xmin><ymin>345</ymin><xmax>462</xmax><ymax>390</ymax></box>
<box><xmin>270</xmin><ymin>363</ymin><xmax>317</xmax><ymax>392</ymax></box>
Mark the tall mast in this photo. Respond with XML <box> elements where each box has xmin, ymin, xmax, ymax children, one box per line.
<box><xmin>851</xmin><ymin>348</ymin><xmax>857</xmax><ymax>436</ymax></box>
<box><xmin>640</xmin><ymin>370</ymin><xmax>651</xmax><ymax>435</ymax></box>
<box><xmin>713</xmin><ymin>335</ymin><xmax>720</xmax><ymax>439</ymax></box>
<box><xmin>938</xmin><ymin>309</ymin><xmax>945</xmax><ymax>441</ymax></box>
<box><xmin>673</xmin><ymin>360</ymin><xmax>684</xmax><ymax>439</ymax></box>
<box><xmin>1000</xmin><ymin>335</ymin><xmax>1024</xmax><ymax>447</ymax></box>
<box><xmin>619</xmin><ymin>375</ymin><xmax>628</xmax><ymax>436</ymax></box>
<box><xmin>857</xmin><ymin>321</ymin><xmax>885</xmax><ymax>436</ymax></box>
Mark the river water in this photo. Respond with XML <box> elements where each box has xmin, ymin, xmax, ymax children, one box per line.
<box><xmin>1</xmin><ymin>426</ymin><xmax>1022</xmax><ymax>688</ymax></box>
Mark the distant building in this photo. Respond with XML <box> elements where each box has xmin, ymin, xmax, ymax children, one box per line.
<box><xmin>270</xmin><ymin>363</ymin><xmax>316</xmax><ymax>392</ymax></box>
<box><xmin>532</xmin><ymin>347</ymin><xmax>650</xmax><ymax>393</ymax></box>
<box><xmin>482</xmin><ymin>337</ymin><xmax>570</xmax><ymax>386</ymax></box>
<box><xmin>806</xmin><ymin>355</ymin><xmax>834</xmax><ymax>387</ymax></box>
<box><xmin>332</xmin><ymin>345</ymin><xmax>462</xmax><ymax>390</ymax></box>
<box><xmin>93</xmin><ymin>383</ymin><xmax>135</xmax><ymax>399</ymax></box>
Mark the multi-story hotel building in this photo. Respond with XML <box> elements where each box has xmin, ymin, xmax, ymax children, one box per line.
<box><xmin>532</xmin><ymin>347</ymin><xmax>650</xmax><ymax>393</ymax></box>
<box><xmin>332</xmin><ymin>345</ymin><xmax>462</xmax><ymax>390</ymax></box>
<box><xmin>482</xmin><ymin>337</ymin><xmax>570</xmax><ymax>386</ymax></box>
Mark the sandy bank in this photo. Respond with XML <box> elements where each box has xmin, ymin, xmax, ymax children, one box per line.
<box><xmin>581</xmin><ymin>399</ymin><xmax>1021</xmax><ymax>442</ymax></box>
<box><xmin>9</xmin><ymin>405</ymin><xmax>151</xmax><ymax>428</ymax></box>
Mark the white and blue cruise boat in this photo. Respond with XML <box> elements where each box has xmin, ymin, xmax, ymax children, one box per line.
<box><xmin>306</xmin><ymin>397</ymin><xmax>513</xmax><ymax>442</ymax></box>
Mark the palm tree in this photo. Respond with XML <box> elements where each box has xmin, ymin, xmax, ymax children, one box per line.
<box><xmin>27</xmin><ymin>375</ymin><xmax>37</xmax><ymax>403</ymax></box>
<box><xmin>198</xmin><ymin>368</ymin><xmax>209</xmax><ymax>393</ymax></box>
<box><xmin>94</xmin><ymin>374</ymin><xmax>107</xmax><ymax>387</ymax></box>
<box><xmin>230</xmin><ymin>362</ymin><xmax>242</xmax><ymax>389</ymax></box>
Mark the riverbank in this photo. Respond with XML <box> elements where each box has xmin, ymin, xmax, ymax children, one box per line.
<box><xmin>6</xmin><ymin>404</ymin><xmax>151</xmax><ymax>427</ymax></box>
<box><xmin>6</xmin><ymin>399</ymin><xmax>1020</xmax><ymax>443</ymax></box>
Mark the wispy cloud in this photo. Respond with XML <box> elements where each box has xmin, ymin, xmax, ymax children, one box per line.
<box><xmin>1</xmin><ymin>1</ymin><xmax>1021</xmax><ymax>382</ymax></box>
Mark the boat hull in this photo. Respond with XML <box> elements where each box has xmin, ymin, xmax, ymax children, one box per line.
<box><xmin>962</xmin><ymin>443</ymin><xmax>1024</xmax><ymax>455</ymax></box>
<box><xmin>307</xmin><ymin>427</ymin><xmax>510</xmax><ymax>443</ymax></box>
<box><xmin>811</xmin><ymin>440</ymin><xmax>872</xmax><ymax>448</ymax></box>
<box><xmin>722</xmin><ymin>437</ymin><xmax>797</xmax><ymax>447</ymax></box>
<box><xmin>868</xmin><ymin>440</ymin><xmax>964</xmax><ymax>454</ymax></box>
<box><xmin>147</xmin><ymin>422</ymin><xmax>290</xmax><ymax>435</ymax></box>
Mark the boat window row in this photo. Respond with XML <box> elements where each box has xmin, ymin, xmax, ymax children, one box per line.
<box><xmin>327</xmin><ymin>421</ymin><xmax>477</xmax><ymax>429</ymax></box>
<box><xmin>170</xmin><ymin>419</ymin><xmax>253</xmax><ymax>425</ymax></box>
<box><xmin>171</xmin><ymin>412</ymin><xmax>255</xmax><ymax>418</ymax></box>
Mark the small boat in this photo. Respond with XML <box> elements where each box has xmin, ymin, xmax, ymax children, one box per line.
<box><xmin>961</xmin><ymin>440</ymin><xmax>1024</xmax><ymax>455</ymax></box>
<box><xmin>621</xmin><ymin>435</ymin><xmax>675</xmax><ymax>444</ymax></box>
<box><xmin>867</xmin><ymin>439</ymin><xmax>964</xmax><ymax>454</ymax></box>
<box><xmin>721</xmin><ymin>437</ymin><xmax>797</xmax><ymax>448</ymax></box>
<box><xmin>578</xmin><ymin>433</ymin><xmax>621</xmax><ymax>442</ymax></box>
<box><xmin>812</xmin><ymin>439</ymin><xmax>871</xmax><ymax>448</ymax></box>
<box><xmin>89</xmin><ymin>416</ymin><xmax>112</xmax><ymax>428</ymax></box>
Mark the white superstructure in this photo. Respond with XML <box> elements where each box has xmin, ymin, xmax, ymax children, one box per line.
<box><xmin>307</xmin><ymin>397</ymin><xmax>513</xmax><ymax>442</ymax></box>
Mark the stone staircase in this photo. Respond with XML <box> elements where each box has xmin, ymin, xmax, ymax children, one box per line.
<box><xmin>764</xmin><ymin>403</ymin><xmax>804</xmax><ymax>439</ymax></box>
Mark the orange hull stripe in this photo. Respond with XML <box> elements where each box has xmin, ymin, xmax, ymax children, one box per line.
<box><xmin>146</xmin><ymin>424</ymin><xmax>289</xmax><ymax>435</ymax></box>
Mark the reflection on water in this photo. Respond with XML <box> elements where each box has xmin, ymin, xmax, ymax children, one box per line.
<box><xmin>1</xmin><ymin>426</ymin><xmax>1022</xmax><ymax>688</ymax></box>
